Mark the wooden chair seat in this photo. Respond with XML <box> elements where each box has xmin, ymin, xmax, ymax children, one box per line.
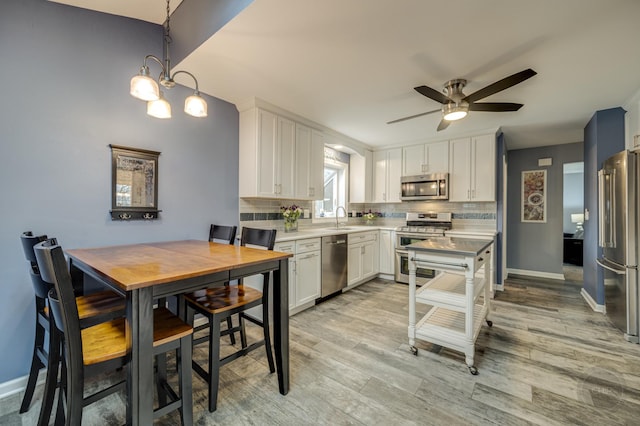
<box><xmin>183</xmin><ymin>286</ymin><xmax>262</xmax><ymax>314</ymax></box>
<box><xmin>76</xmin><ymin>290</ymin><xmax>125</xmax><ymax>322</ymax></box>
<box><xmin>41</xmin><ymin>290</ymin><xmax>124</xmax><ymax>325</ymax></box>
<box><xmin>81</xmin><ymin>308</ymin><xmax>192</xmax><ymax>365</ymax></box>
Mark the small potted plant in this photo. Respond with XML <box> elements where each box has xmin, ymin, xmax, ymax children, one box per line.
<box><xmin>281</xmin><ymin>204</ymin><xmax>302</xmax><ymax>232</ymax></box>
<box><xmin>364</xmin><ymin>210</ymin><xmax>377</xmax><ymax>225</ymax></box>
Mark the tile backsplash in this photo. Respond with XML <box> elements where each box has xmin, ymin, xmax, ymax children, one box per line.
<box><xmin>240</xmin><ymin>198</ymin><xmax>497</xmax><ymax>232</ymax></box>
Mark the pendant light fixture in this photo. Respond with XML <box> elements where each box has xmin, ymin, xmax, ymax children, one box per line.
<box><xmin>130</xmin><ymin>0</ymin><xmax>207</xmax><ymax>118</ymax></box>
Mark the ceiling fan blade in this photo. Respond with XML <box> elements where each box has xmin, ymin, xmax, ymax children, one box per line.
<box><xmin>387</xmin><ymin>109</ymin><xmax>440</xmax><ymax>124</ymax></box>
<box><xmin>436</xmin><ymin>119</ymin><xmax>450</xmax><ymax>131</ymax></box>
<box><xmin>463</xmin><ymin>68</ymin><xmax>536</xmax><ymax>103</ymax></box>
<box><xmin>414</xmin><ymin>85</ymin><xmax>452</xmax><ymax>104</ymax></box>
<box><xmin>468</xmin><ymin>102</ymin><xmax>523</xmax><ymax>112</ymax></box>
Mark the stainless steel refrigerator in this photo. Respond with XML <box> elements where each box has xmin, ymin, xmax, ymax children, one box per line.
<box><xmin>597</xmin><ymin>149</ymin><xmax>639</xmax><ymax>343</ymax></box>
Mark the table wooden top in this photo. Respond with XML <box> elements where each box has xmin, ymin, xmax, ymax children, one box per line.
<box><xmin>66</xmin><ymin>240</ymin><xmax>292</xmax><ymax>291</ymax></box>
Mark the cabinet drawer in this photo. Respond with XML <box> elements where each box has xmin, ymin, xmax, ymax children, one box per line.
<box><xmin>348</xmin><ymin>231</ymin><xmax>377</xmax><ymax>244</ymax></box>
<box><xmin>476</xmin><ymin>246</ymin><xmax>491</xmax><ymax>266</ymax></box>
<box><xmin>296</xmin><ymin>238</ymin><xmax>321</xmax><ymax>253</ymax></box>
<box><xmin>274</xmin><ymin>242</ymin><xmax>296</xmax><ymax>254</ymax></box>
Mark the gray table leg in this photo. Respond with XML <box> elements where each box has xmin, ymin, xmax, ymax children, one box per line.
<box><xmin>126</xmin><ymin>287</ymin><xmax>155</xmax><ymax>425</ymax></box>
<box><xmin>273</xmin><ymin>258</ymin><xmax>289</xmax><ymax>395</ymax></box>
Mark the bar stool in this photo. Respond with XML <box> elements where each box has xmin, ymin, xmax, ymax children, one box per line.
<box><xmin>19</xmin><ymin>232</ymin><xmax>125</xmax><ymax>424</ymax></box>
<box><xmin>34</xmin><ymin>238</ymin><xmax>193</xmax><ymax>426</ymax></box>
<box><xmin>184</xmin><ymin>227</ymin><xmax>276</xmax><ymax>412</ymax></box>
<box><xmin>208</xmin><ymin>224</ymin><xmax>238</xmax><ymax>343</ymax></box>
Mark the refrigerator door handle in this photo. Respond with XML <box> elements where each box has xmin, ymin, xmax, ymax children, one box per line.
<box><xmin>596</xmin><ymin>257</ymin><xmax>626</xmax><ymax>275</ymax></box>
<box><xmin>598</xmin><ymin>169</ymin><xmax>616</xmax><ymax>248</ymax></box>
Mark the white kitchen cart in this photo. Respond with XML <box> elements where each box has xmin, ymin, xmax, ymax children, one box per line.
<box><xmin>407</xmin><ymin>237</ymin><xmax>493</xmax><ymax>374</ymax></box>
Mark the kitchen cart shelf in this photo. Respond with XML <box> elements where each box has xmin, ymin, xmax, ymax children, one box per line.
<box><xmin>407</xmin><ymin>237</ymin><xmax>493</xmax><ymax>375</ymax></box>
<box><xmin>415</xmin><ymin>272</ymin><xmax>485</xmax><ymax>311</ymax></box>
<box><xmin>414</xmin><ymin>304</ymin><xmax>489</xmax><ymax>354</ymax></box>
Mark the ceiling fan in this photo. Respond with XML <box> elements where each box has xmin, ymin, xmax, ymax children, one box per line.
<box><xmin>387</xmin><ymin>68</ymin><xmax>537</xmax><ymax>131</ymax></box>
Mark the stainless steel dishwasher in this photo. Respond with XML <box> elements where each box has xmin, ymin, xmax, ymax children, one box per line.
<box><xmin>321</xmin><ymin>234</ymin><xmax>348</xmax><ymax>297</ymax></box>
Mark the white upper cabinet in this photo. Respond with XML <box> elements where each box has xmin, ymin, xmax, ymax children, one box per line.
<box><xmin>449</xmin><ymin>134</ymin><xmax>496</xmax><ymax>202</ymax></box>
<box><xmin>402</xmin><ymin>140</ymin><xmax>449</xmax><ymax>176</ymax></box>
<box><xmin>295</xmin><ymin>124</ymin><xmax>324</xmax><ymax>200</ymax></box>
<box><xmin>277</xmin><ymin>116</ymin><xmax>296</xmax><ymax>198</ymax></box>
<box><xmin>349</xmin><ymin>149</ymin><xmax>373</xmax><ymax>203</ymax></box>
<box><xmin>239</xmin><ymin>106</ymin><xmax>321</xmax><ymax>200</ymax></box>
<box><xmin>373</xmin><ymin>148</ymin><xmax>402</xmax><ymax>203</ymax></box>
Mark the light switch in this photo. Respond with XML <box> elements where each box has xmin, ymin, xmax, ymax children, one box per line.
<box><xmin>584</xmin><ymin>209</ymin><xmax>589</xmax><ymax>221</ymax></box>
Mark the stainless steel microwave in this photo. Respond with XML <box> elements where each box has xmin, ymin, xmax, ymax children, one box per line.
<box><xmin>400</xmin><ymin>173</ymin><xmax>448</xmax><ymax>201</ymax></box>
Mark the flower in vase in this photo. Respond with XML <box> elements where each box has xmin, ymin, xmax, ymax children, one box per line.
<box><xmin>281</xmin><ymin>205</ymin><xmax>301</xmax><ymax>232</ymax></box>
<box><xmin>364</xmin><ymin>212</ymin><xmax>376</xmax><ymax>220</ymax></box>
<box><xmin>281</xmin><ymin>204</ymin><xmax>301</xmax><ymax>222</ymax></box>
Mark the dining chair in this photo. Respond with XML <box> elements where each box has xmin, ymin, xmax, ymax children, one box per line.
<box><xmin>209</xmin><ymin>224</ymin><xmax>237</xmax><ymax>245</ymax></box>
<box><xmin>34</xmin><ymin>238</ymin><xmax>193</xmax><ymax>426</ymax></box>
<box><xmin>19</xmin><ymin>231</ymin><xmax>125</xmax><ymax>424</ymax></box>
<box><xmin>208</xmin><ymin>224</ymin><xmax>238</xmax><ymax>343</ymax></box>
<box><xmin>184</xmin><ymin>227</ymin><xmax>277</xmax><ymax>412</ymax></box>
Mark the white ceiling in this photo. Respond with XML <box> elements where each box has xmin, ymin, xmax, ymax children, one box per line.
<box><xmin>50</xmin><ymin>0</ymin><xmax>640</xmax><ymax>150</ymax></box>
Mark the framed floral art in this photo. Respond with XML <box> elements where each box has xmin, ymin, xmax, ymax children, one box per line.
<box><xmin>522</xmin><ymin>169</ymin><xmax>547</xmax><ymax>223</ymax></box>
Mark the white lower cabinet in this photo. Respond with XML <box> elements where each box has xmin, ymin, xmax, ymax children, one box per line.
<box><xmin>379</xmin><ymin>229</ymin><xmax>395</xmax><ymax>276</ymax></box>
<box><xmin>275</xmin><ymin>238</ymin><xmax>321</xmax><ymax>315</ymax></box>
<box><xmin>347</xmin><ymin>231</ymin><xmax>379</xmax><ymax>287</ymax></box>
<box><xmin>294</xmin><ymin>239</ymin><xmax>321</xmax><ymax>306</ymax></box>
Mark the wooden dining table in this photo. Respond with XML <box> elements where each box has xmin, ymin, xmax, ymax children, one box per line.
<box><xmin>66</xmin><ymin>239</ymin><xmax>292</xmax><ymax>425</ymax></box>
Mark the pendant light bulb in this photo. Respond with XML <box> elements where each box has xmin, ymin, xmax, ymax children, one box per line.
<box><xmin>130</xmin><ymin>66</ymin><xmax>160</xmax><ymax>101</ymax></box>
<box><xmin>184</xmin><ymin>93</ymin><xmax>208</xmax><ymax>118</ymax></box>
<box><xmin>147</xmin><ymin>92</ymin><xmax>171</xmax><ymax>119</ymax></box>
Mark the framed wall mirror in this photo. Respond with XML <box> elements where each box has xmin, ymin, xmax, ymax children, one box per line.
<box><xmin>109</xmin><ymin>145</ymin><xmax>161</xmax><ymax>220</ymax></box>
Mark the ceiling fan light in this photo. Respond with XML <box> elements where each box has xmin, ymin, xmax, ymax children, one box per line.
<box><xmin>184</xmin><ymin>93</ymin><xmax>208</xmax><ymax>117</ymax></box>
<box><xmin>442</xmin><ymin>103</ymin><xmax>469</xmax><ymax>121</ymax></box>
<box><xmin>443</xmin><ymin>110</ymin><xmax>468</xmax><ymax>121</ymax></box>
<box><xmin>147</xmin><ymin>92</ymin><xmax>171</xmax><ymax>119</ymax></box>
<box><xmin>130</xmin><ymin>68</ymin><xmax>160</xmax><ymax>101</ymax></box>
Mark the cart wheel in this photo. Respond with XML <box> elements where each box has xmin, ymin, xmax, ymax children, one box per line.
<box><xmin>410</xmin><ymin>346</ymin><xmax>418</xmax><ymax>356</ymax></box>
<box><xmin>468</xmin><ymin>366</ymin><xmax>478</xmax><ymax>375</ymax></box>
<box><xmin>486</xmin><ymin>320</ymin><xmax>493</xmax><ymax>327</ymax></box>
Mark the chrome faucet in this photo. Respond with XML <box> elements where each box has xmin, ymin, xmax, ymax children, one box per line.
<box><xmin>335</xmin><ymin>206</ymin><xmax>347</xmax><ymax>229</ymax></box>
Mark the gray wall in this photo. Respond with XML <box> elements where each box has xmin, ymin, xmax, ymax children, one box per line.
<box><xmin>0</xmin><ymin>0</ymin><xmax>239</xmax><ymax>383</ymax></box>
<box><xmin>506</xmin><ymin>142</ymin><xmax>583</xmax><ymax>274</ymax></box>
<box><xmin>583</xmin><ymin>108</ymin><xmax>626</xmax><ymax>305</ymax></box>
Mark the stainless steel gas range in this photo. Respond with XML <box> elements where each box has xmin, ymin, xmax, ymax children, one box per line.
<box><xmin>395</xmin><ymin>212</ymin><xmax>452</xmax><ymax>285</ymax></box>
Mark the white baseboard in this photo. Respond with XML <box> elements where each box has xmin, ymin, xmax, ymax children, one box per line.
<box><xmin>581</xmin><ymin>288</ymin><xmax>606</xmax><ymax>313</ymax></box>
<box><xmin>506</xmin><ymin>268</ymin><xmax>565</xmax><ymax>281</ymax></box>
<box><xmin>378</xmin><ymin>273</ymin><xmax>394</xmax><ymax>281</ymax></box>
<box><xmin>0</xmin><ymin>369</ymin><xmax>47</xmax><ymax>401</ymax></box>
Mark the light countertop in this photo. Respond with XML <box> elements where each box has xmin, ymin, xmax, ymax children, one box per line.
<box><xmin>407</xmin><ymin>237</ymin><xmax>493</xmax><ymax>257</ymax></box>
<box><xmin>275</xmin><ymin>225</ymin><xmax>386</xmax><ymax>242</ymax></box>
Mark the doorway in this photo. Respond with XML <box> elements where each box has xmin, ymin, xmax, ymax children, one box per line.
<box><xmin>562</xmin><ymin>162</ymin><xmax>584</xmax><ymax>282</ymax></box>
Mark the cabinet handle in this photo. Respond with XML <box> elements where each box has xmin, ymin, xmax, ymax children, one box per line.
<box><xmin>472</xmin><ymin>189</ymin><xmax>475</xmax><ymax>199</ymax></box>
<box><xmin>478</xmin><ymin>257</ymin><xmax>484</xmax><ymax>262</ymax></box>
<box><xmin>383</xmin><ymin>192</ymin><xmax>386</xmax><ymax>201</ymax></box>
<box><xmin>361</xmin><ymin>246</ymin><xmax>365</xmax><ymax>255</ymax></box>
<box><xmin>467</xmin><ymin>189</ymin><xmax>470</xmax><ymax>199</ymax></box>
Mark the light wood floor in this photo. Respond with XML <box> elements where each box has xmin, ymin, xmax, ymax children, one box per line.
<box><xmin>2</xmin><ymin>275</ymin><xmax>640</xmax><ymax>425</ymax></box>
